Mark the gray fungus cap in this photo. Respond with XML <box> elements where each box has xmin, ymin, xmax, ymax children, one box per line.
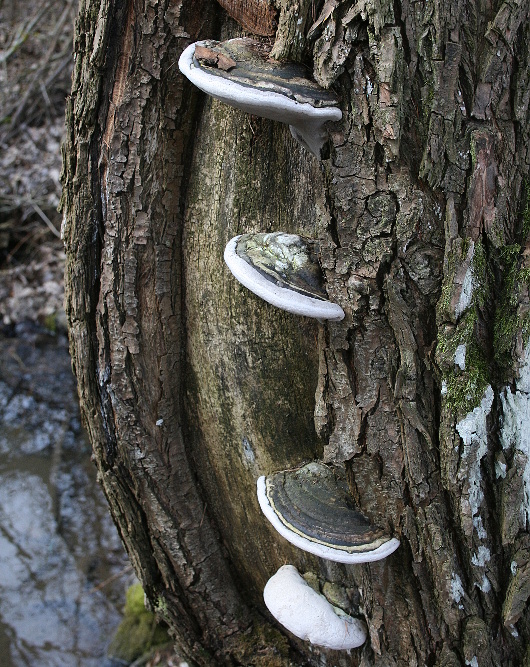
<box><xmin>178</xmin><ymin>38</ymin><xmax>342</xmax><ymax>157</ymax></box>
<box><xmin>224</xmin><ymin>232</ymin><xmax>345</xmax><ymax>321</ymax></box>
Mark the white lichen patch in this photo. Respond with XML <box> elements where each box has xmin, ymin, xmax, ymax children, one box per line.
<box><xmin>478</xmin><ymin>575</ymin><xmax>491</xmax><ymax>593</ymax></box>
<box><xmin>451</xmin><ymin>573</ymin><xmax>465</xmax><ymax>606</ymax></box>
<box><xmin>466</xmin><ymin>657</ymin><xmax>479</xmax><ymax>667</ymax></box>
<box><xmin>456</xmin><ymin>386</ymin><xmax>494</xmax><ymax>536</ymax></box>
<box><xmin>455</xmin><ymin>265</ymin><xmax>474</xmax><ymax>319</ymax></box>
<box><xmin>455</xmin><ymin>343</ymin><xmax>467</xmax><ymax>370</ymax></box>
<box><xmin>456</xmin><ymin>386</ymin><xmax>494</xmax><ymax>586</ymax></box>
<box><xmin>472</xmin><ymin>515</ymin><xmax>487</xmax><ymax>539</ymax></box>
<box><xmin>241</xmin><ymin>436</ymin><xmax>256</xmax><ymax>465</ymax></box>
<box><xmin>495</xmin><ymin>458</ymin><xmax>507</xmax><ymax>479</ymax></box>
<box><xmin>500</xmin><ymin>344</ymin><xmax>530</xmax><ymax>527</ymax></box>
<box><xmin>456</xmin><ymin>384</ymin><xmax>493</xmax><ymax>447</ymax></box>
<box><xmin>471</xmin><ymin>546</ymin><xmax>491</xmax><ymax>568</ymax></box>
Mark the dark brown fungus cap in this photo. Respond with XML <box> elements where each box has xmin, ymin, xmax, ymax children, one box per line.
<box><xmin>257</xmin><ymin>462</ymin><xmax>400</xmax><ymax>563</ymax></box>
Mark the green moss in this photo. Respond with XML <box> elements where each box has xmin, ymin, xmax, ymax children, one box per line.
<box><xmin>436</xmin><ymin>237</ymin><xmax>493</xmax><ymax>415</ymax></box>
<box><xmin>470</xmin><ymin>135</ymin><xmax>477</xmax><ymax>169</ymax></box>
<box><xmin>437</xmin><ymin>237</ymin><xmax>485</xmax><ymax>324</ymax></box>
<box><xmin>486</xmin><ymin>200</ymin><xmax>530</xmax><ymax>375</ymax></box>
<box><xmin>154</xmin><ymin>594</ymin><xmax>168</xmax><ymax>616</ymax></box>
<box><xmin>437</xmin><ymin>309</ymin><xmax>490</xmax><ymax>416</ymax></box>
<box><xmin>43</xmin><ymin>313</ymin><xmax>57</xmax><ymax>333</ymax></box>
<box><xmin>126</xmin><ymin>582</ymin><xmax>147</xmax><ymax>615</ymax></box>
<box><xmin>437</xmin><ymin>180</ymin><xmax>530</xmax><ymax>414</ymax></box>
<box><xmin>494</xmin><ymin>309</ymin><xmax>520</xmax><ymax>371</ymax></box>
<box><xmin>443</xmin><ymin>344</ymin><xmax>490</xmax><ymax>416</ymax></box>
<box><xmin>108</xmin><ymin>583</ymin><xmax>170</xmax><ymax>664</ymax></box>
<box><xmin>226</xmin><ymin>618</ymin><xmax>291</xmax><ymax>667</ymax></box>
<box><xmin>471</xmin><ymin>239</ymin><xmax>488</xmax><ymax>308</ymax></box>
<box><xmin>439</xmin><ymin>240</ymin><xmax>530</xmax><ymax>410</ymax></box>
<box><xmin>426</xmin><ymin>86</ymin><xmax>434</xmax><ymax>112</ymax></box>
<box><xmin>520</xmin><ymin>266</ymin><xmax>530</xmax><ymax>285</ymax></box>
<box><xmin>492</xmin><ymin>244</ymin><xmax>530</xmax><ymax>373</ymax></box>
<box><xmin>436</xmin><ymin>250</ymin><xmax>458</xmax><ymax>324</ymax></box>
<box><xmin>522</xmin><ymin>178</ymin><xmax>530</xmax><ymax>239</ymax></box>
<box><xmin>437</xmin><ymin>311</ymin><xmax>473</xmax><ymax>359</ymax></box>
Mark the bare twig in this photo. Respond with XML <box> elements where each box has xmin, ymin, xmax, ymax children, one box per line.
<box><xmin>17</xmin><ymin>50</ymin><xmax>73</xmax><ymax>131</ymax></box>
<box><xmin>1</xmin><ymin>194</ymin><xmax>60</xmax><ymax>221</ymax></box>
<box><xmin>39</xmin><ymin>82</ymin><xmax>52</xmax><ymax>110</ymax></box>
<box><xmin>31</xmin><ymin>202</ymin><xmax>61</xmax><ymax>238</ymax></box>
<box><xmin>6</xmin><ymin>0</ymin><xmax>74</xmax><ymax>129</ymax></box>
<box><xmin>88</xmin><ymin>564</ymin><xmax>134</xmax><ymax>594</ymax></box>
<box><xmin>5</xmin><ymin>228</ymin><xmax>44</xmax><ymax>263</ymax></box>
<box><xmin>45</xmin><ymin>50</ymin><xmax>73</xmax><ymax>88</ymax></box>
<box><xmin>0</xmin><ymin>1</ymin><xmax>52</xmax><ymax>64</ymax></box>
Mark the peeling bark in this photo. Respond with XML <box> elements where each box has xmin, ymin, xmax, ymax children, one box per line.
<box><xmin>62</xmin><ymin>0</ymin><xmax>530</xmax><ymax>664</ymax></box>
<box><xmin>215</xmin><ymin>0</ymin><xmax>278</xmax><ymax>36</ymax></box>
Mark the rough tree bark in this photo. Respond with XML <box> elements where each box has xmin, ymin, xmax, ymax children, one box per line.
<box><xmin>61</xmin><ymin>0</ymin><xmax>530</xmax><ymax>665</ymax></box>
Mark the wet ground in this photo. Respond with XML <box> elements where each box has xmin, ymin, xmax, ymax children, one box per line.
<box><xmin>0</xmin><ymin>323</ymin><xmax>130</xmax><ymax>666</ymax></box>
<box><xmin>0</xmin><ymin>3</ymin><xmax>137</xmax><ymax>663</ymax></box>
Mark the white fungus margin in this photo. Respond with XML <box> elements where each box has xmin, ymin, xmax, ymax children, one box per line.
<box><xmin>178</xmin><ymin>42</ymin><xmax>342</xmax><ymax>157</ymax></box>
<box><xmin>224</xmin><ymin>236</ymin><xmax>345</xmax><ymax>321</ymax></box>
<box><xmin>257</xmin><ymin>476</ymin><xmax>400</xmax><ymax>563</ymax></box>
<box><xmin>263</xmin><ymin>565</ymin><xmax>367</xmax><ymax>650</ymax></box>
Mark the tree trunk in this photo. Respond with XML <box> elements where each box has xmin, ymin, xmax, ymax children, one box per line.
<box><xmin>61</xmin><ymin>0</ymin><xmax>530</xmax><ymax>665</ymax></box>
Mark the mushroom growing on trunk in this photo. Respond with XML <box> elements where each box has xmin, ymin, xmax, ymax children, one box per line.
<box><xmin>257</xmin><ymin>461</ymin><xmax>400</xmax><ymax>563</ymax></box>
<box><xmin>224</xmin><ymin>232</ymin><xmax>344</xmax><ymax>320</ymax></box>
<box><xmin>178</xmin><ymin>38</ymin><xmax>342</xmax><ymax>157</ymax></box>
<box><xmin>263</xmin><ymin>564</ymin><xmax>367</xmax><ymax>650</ymax></box>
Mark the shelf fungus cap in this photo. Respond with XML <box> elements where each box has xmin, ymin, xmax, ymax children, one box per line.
<box><xmin>224</xmin><ymin>232</ymin><xmax>344</xmax><ymax>320</ymax></box>
<box><xmin>178</xmin><ymin>38</ymin><xmax>342</xmax><ymax>157</ymax></box>
<box><xmin>264</xmin><ymin>564</ymin><xmax>367</xmax><ymax>650</ymax></box>
<box><xmin>257</xmin><ymin>462</ymin><xmax>400</xmax><ymax>563</ymax></box>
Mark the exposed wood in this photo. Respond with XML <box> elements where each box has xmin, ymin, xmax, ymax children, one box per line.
<box><xmin>215</xmin><ymin>0</ymin><xmax>277</xmax><ymax>36</ymax></box>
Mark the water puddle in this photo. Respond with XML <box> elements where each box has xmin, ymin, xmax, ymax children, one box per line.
<box><xmin>0</xmin><ymin>325</ymin><xmax>129</xmax><ymax>666</ymax></box>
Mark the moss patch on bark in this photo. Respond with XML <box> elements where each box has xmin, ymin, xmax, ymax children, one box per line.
<box><xmin>108</xmin><ymin>583</ymin><xmax>171</xmax><ymax>664</ymax></box>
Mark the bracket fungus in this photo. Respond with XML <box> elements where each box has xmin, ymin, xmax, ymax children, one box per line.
<box><xmin>224</xmin><ymin>232</ymin><xmax>345</xmax><ymax>320</ymax></box>
<box><xmin>257</xmin><ymin>462</ymin><xmax>400</xmax><ymax>563</ymax></box>
<box><xmin>264</xmin><ymin>565</ymin><xmax>367</xmax><ymax>650</ymax></box>
<box><xmin>178</xmin><ymin>38</ymin><xmax>342</xmax><ymax>157</ymax></box>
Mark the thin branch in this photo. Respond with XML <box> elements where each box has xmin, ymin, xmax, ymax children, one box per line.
<box><xmin>31</xmin><ymin>202</ymin><xmax>61</xmax><ymax>238</ymax></box>
<box><xmin>7</xmin><ymin>0</ymin><xmax>74</xmax><ymax>129</ymax></box>
<box><xmin>17</xmin><ymin>51</ymin><xmax>73</xmax><ymax>130</ymax></box>
<box><xmin>0</xmin><ymin>194</ymin><xmax>61</xmax><ymax>238</ymax></box>
<box><xmin>87</xmin><ymin>564</ymin><xmax>134</xmax><ymax>594</ymax></box>
<box><xmin>0</xmin><ymin>1</ymin><xmax>52</xmax><ymax>64</ymax></box>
